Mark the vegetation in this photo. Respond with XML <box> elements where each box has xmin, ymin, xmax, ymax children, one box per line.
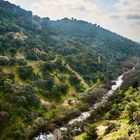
<box><xmin>75</xmin><ymin>65</ymin><xmax>140</xmax><ymax>140</ymax></box>
<box><xmin>0</xmin><ymin>0</ymin><xmax>140</xmax><ymax>139</ymax></box>
<box><xmin>84</xmin><ymin>124</ymin><xmax>98</xmax><ymax>140</ymax></box>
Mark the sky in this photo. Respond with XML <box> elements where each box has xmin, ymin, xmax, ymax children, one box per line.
<box><xmin>7</xmin><ymin>0</ymin><xmax>140</xmax><ymax>42</ymax></box>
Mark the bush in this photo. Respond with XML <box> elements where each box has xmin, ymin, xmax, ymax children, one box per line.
<box><xmin>84</xmin><ymin>124</ymin><xmax>98</xmax><ymax>140</ymax></box>
<box><xmin>26</xmin><ymin>52</ymin><xmax>38</xmax><ymax>61</ymax></box>
<box><xmin>69</xmin><ymin>73</ymin><xmax>80</xmax><ymax>85</ymax></box>
<box><xmin>0</xmin><ymin>56</ymin><xmax>9</xmax><ymax>66</ymax></box>
<box><xmin>132</xmin><ymin>110</ymin><xmax>140</xmax><ymax>125</ymax></box>
<box><xmin>16</xmin><ymin>58</ymin><xmax>27</xmax><ymax>66</ymax></box>
<box><xmin>0</xmin><ymin>111</ymin><xmax>9</xmax><ymax>122</ymax></box>
<box><xmin>4</xmin><ymin>83</ymin><xmax>40</xmax><ymax>108</ymax></box>
<box><xmin>81</xmin><ymin>88</ymin><xmax>107</xmax><ymax>105</ymax></box>
<box><xmin>126</xmin><ymin>102</ymin><xmax>139</xmax><ymax>124</ymax></box>
<box><xmin>9</xmin><ymin>48</ymin><xmax>16</xmax><ymax>57</ymax></box>
<box><xmin>46</xmin><ymin>77</ymin><xmax>54</xmax><ymax>90</ymax></box>
<box><xmin>59</xmin><ymin>83</ymin><xmax>68</xmax><ymax>94</ymax></box>
<box><xmin>17</xmin><ymin>66</ymin><xmax>33</xmax><ymax>80</ymax></box>
<box><xmin>104</xmin><ymin>121</ymin><xmax>120</xmax><ymax>135</ymax></box>
<box><xmin>106</xmin><ymin>108</ymin><xmax>121</xmax><ymax>120</ymax></box>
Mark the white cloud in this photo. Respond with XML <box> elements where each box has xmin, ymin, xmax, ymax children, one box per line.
<box><xmin>28</xmin><ymin>0</ymin><xmax>101</xmax><ymax>20</ymax></box>
<box><xmin>105</xmin><ymin>0</ymin><xmax>140</xmax><ymax>41</ymax></box>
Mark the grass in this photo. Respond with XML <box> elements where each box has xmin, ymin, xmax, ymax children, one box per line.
<box><xmin>104</xmin><ymin>125</ymin><xmax>129</xmax><ymax>140</ymax></box>
<box><xmin>74</xmin><ymin>133</ymin><xmax>86</xmax><ymax>140</ymax></box>
<box><xmin>99</xmin><ymin>119</ymin><xmax>130</xmax><ymax>140</ymax></box>
<box><xmin>74</xmin><ymin>118</ymin><xmax>131</xmax><ymax>140</ymax></box>
<box><xmin>3</xmin><ymin>65</ymin><xmax>27</xmax><ymax>84</ymax></box>
<box><xmin>85</xmin><ymin>79</ymin><xmax>102</xmax><ymax>92</ymax></box>
<box><xmin>119</xmin><ymin>119</ymin><xmax>129</xmax><ymax>124</ymax></box>
<box><xmin>27</xmin><ymin>60</ymin><xmax>44</xmax><ymax>75</ymax></box>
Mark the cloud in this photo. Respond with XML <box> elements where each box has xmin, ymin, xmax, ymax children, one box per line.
<box><xmin>29</xmin><ymin>0</ymin><xmax>101</xmax><ymax>22</ymax></box>
<box><xmin>110</xmin><ymin>15</ymin><xmax>120</xmax><ymax>19</ymax></box>
<box><xmin>113</xmin><ymin>0</ymin><xmax>140</xmax><ymax>17</ymax></box>
<box><xmin>104</xmin><ymin>0</ymin><xmax>140</xmax><ymax>41</ymax></box>
<box><xmin>126</xmin><ymin>14</ymin><xmax>140</xmax><ymax>20</ymax></box>
<box><xmin>7</xmin><ymin>0</ymin><xmax>102</xmax><ymax>21</ymax></box>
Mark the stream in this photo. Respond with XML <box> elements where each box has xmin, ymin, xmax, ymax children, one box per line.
<box><xmin>34</xmin><ymin>74</ymin><xmax>123</xmax><ymax>140</ymax></box>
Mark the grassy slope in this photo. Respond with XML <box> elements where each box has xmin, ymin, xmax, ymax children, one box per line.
<box><xmin>75</xmin><ymin>86</ymin><xmax>140</xmax><ymax>140</ymax></box>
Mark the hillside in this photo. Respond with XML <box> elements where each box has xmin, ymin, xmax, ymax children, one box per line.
<box><xmin>75</xmin><ymin>62</ymin><xmax>140</xmax><ymax>140</ymax></box>
<box><xmin>0</xmin><ymin>0</ymin><xmax>140</xmax><ymax>139</ymax></box>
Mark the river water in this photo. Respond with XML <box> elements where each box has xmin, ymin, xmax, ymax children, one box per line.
<box><xmin>34</xmin><ymin>74</ymin><xmax>123</xmax><ymax>140</ymax></box>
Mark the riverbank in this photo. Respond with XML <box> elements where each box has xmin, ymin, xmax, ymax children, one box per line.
<box><xmin>32</xmin><ymin>58</ymin><xmax>140</xmax><ymax>140</ymax></box>
<box><xmin>33</xmin><ymin>74</ymin><xmax>124</xmax><ymax>140</ymax></box>
<box><xmin>75</xmin><ymin>60</ymin><xmax>140</xmax><ymax>140</ymax></box>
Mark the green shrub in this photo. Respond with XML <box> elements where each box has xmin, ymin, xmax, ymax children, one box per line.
<box><xmin>84</xmin><ymin>124</ymin><xmax>98</xmax><ymax>140</ymax></box>
<box><xmin>17</xmin><ymin>66</ymin><xmax>33</xmax><ymax>80</ymax></box>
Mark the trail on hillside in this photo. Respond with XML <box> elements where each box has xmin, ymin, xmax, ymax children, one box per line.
<box><xmin>52</xmin><ymin>55</ymin><xmax>89</xmax><ymax>89</ymax></box>
<box><xmin>66</xmin><ymin>64</ymin><xmax>89</xmax><ymax>89</ymax></box>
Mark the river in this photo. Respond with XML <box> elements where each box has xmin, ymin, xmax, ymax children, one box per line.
<box><xmin>34</xmin><ymin>74</ymin><xmax>123</xmax><ymax>140</ymax></box>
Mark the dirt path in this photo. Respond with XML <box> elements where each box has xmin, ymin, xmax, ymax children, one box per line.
<box><xmin>66</xmin><ymin>64</ymin><xmax>89</xmax><ymax>89</ymax></box>
<box><xmin>54</xmin><ymin>55</ymin><xmax>89</xmax><ymax>89</ymax></box>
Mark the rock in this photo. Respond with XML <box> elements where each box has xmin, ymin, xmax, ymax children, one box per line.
<box><xmin>0</xmin><ymin>111</ymin><xmax>9</xmax><ymax>122</ymax></box>
<box><xmin>62</xmin><ymin>98</ymin><xmax>79</xmax><ymax>109</ymax></box>
<box><xmin>40</xmin><ymin>99</ymin><xmax>50</xmax><ymax>110</ymax></box>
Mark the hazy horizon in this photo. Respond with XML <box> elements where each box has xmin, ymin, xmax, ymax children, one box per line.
<box><xmin>6</xmin><ymin>0</ymin><xmax>140</xmax><ymax>42</ymax></box>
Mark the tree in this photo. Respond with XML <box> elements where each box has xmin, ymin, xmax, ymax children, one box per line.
<box><xmin>26</xmin><ymin>52</ymin><xmax>38</xmax><ymax>61</ymax></box>
<box><xmin>9</xmin><ymin>48</ymin><xmax>16</xmax><ymax>57</ymax></box>
<box><xmin>4</xmin><ymin>79</ymin><xmax>13</xmax><ymax>93</ymax></box>
<box><xmin>0</xmin><ymin>111</ymin><xmax>9</xmax><ymax>122</ymax></box>
<box><xmin>84</xmin><ymin>124</ymin><xmax>98</xmax><ymax>140</ymax></box>
<box><xmin>59</xmin><ymin>83</ymin><xmax>68</xmax><ymax>94</ymax></box>
<box><xmin>126</xmin><ymin>102</ymin><xmax>139</xmax><ymax>124</ymax></box>
<box><xmin>0</xmin><ymin>56</ymin><xmax>9</xmax><ymax>66</ymax></box>
<box><xmin>69</xmin><ymin>73</ymin><xmax>80</xmax><ymax>85</ymax></box>
<box><xmin>104</xmin><ymin>121</ymin><xmax>120</xmax><ymax>135</ymax></box>
<box><xmin>18</xmin><ymin>66</ymin><xmax>33</xmax><ymax>80</ymax></box>
<box><xmin>0</xmin><ymin>47</ymin><xmax>4</xmax><ymax>56</ymax></box>
<box><xmin>132</xmin><ymin>111</ymin><xmax>140</xmax><ymax>125</ymax></box>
